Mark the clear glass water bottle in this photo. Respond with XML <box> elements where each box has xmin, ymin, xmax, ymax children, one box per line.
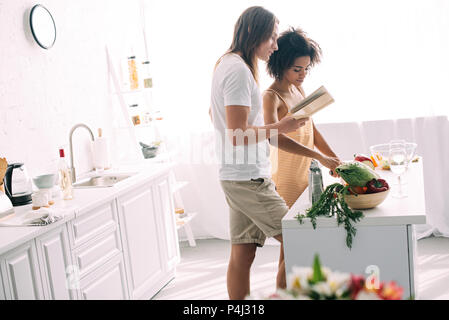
<box><xmin>308</xmin><ymin>160</ymin><xmax>324</xmax><ymax>204</ymax></box>
<box><xmin>58</xmin><ymin>148</ymin><xmax>73</xmax><ymax>200</ymax></box>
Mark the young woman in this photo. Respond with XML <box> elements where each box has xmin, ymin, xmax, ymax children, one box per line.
<box><xmin>263</xmin><ymin>27</ymin><xmax>341</xmax><ymax>208</ymax></box>
<box><xmin>210</xmin><ymin>7</ymin><xmax>307</xmax><ymax>300</ymax></box>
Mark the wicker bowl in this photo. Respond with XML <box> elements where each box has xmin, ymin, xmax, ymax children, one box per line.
<box><xmin>344</xmin><ymin>189</ymin><xmax>389</xmax><ymax>209</ymax></box>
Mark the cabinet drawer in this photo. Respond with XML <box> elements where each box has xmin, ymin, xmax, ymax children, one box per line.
<box><xmin>69</xmin><ymin>200</ymin><xmax>118</xmax><ymax>248</ymax></box>
<box><xmin>73</xmin><ymin>229</ymin><xmax>122</xmax><ymax>278</ymax></box>
<box><xmin>79</xmin><ymin>253</ymin><xmax>128</xmax><ymax>300</ymax></box>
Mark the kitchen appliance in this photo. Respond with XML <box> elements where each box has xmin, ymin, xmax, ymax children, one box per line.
<box><xmin>3</xmin><ymin>163</ymin><xmax>33</xmax><ymax>206</ymax></box>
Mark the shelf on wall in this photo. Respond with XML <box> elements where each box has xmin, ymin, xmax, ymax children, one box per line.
<box><xmin>115</xmin><ymin>87</ymin><xmax>153</xmax><ymax>95</ymax></box>
<box><xmin>117</xmin><ymin>124</ymin><xmax>153</xmax><ymax>130</ymax></box>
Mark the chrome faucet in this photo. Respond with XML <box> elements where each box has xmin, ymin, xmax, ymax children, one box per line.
<box><xmin>69</xmin><ymin>123</ymin><xmax>95</xmax><ymax>183</ymax></box>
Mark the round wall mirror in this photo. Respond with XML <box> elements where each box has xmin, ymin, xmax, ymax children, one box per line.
<box><xmin>29</xmin><ymin>4</ymin><xmax>56</xmax><ymax>49</ymax></box>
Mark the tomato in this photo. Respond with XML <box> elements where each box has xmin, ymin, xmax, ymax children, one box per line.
<box><xmin>350</xmin><ymin>186</ymin><xmax>368</xmax><ymax>194</ymax></box>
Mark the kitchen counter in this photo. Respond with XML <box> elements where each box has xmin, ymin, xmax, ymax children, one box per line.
<box><xmin>281</xmin><ymin>159</ymin><xmax>426</xmax><ymax>299</ymax></box>
<box><xmin>0</xmin><ymin>161</ymin><xmax>174</xmax><ymax>255</ymax></box>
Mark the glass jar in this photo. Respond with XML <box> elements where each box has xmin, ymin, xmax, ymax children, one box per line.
<box><xmin>142</xmin><ymin>60</ymin><xmax>153</xmax><ymax>88</ymax></box>
<box><xmin>132</xmin><ymin>115</ymin><xmax>141</xmax><ymax>126</ymax></box>
<box><xmin>128</xmin><ymin>56</ymin><xmax>139</xmax><ymax>90</ymax></box>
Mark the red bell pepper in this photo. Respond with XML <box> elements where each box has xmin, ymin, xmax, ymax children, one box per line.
<box><xmin>366</xmin><ymin>179</ymin><xmax>389</xmax><ymax>193</ymax></box>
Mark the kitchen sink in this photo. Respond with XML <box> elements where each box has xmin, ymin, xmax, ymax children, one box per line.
<box><xmin>72</xmin><ymin>174</ymin><xmax>134</xmax><ymax>188</ymax></box>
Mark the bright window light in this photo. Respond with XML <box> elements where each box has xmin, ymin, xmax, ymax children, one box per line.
<box><xmin>144</xmin><ymin>0</ymin><xmax>449</xmax><ymax>130</ymax></box>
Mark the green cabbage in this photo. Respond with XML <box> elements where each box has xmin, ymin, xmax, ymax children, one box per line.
<box><xmin>335</xmin><ymin>161</ymin><xmax>380</xmax><ymax>187</ymax></box>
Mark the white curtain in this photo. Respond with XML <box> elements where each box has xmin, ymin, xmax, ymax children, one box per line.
<box><xmin>316</xmin><ymin>116</ymin><xmax>449</xmax><ymax>239</ymax></box>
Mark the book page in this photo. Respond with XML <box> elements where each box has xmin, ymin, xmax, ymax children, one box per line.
<box><xmin>290</xmin><ymin>85</ymin><xmax>328</xmax><ymax>114</ymax></box>
<box><xmin>291</xmin><ymin>86</ymin><xmax>334</xmax><ymax>119</ymax></box>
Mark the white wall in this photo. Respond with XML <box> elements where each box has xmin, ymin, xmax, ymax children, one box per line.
<box><xmin>0</xmin><ymin>0</ymin><xmax>145</xmax><ymax>177</ymax></box>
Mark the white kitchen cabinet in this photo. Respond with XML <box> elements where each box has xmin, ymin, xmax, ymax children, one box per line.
<box><xmin>154</xmin><ymin>175</ymin><xmax>180</xmax><ymax>272</ymax></box>
<box><xmin>282</xmin><ymin>162</ymin><xmax>426</xmax><ymax>299</ymax></box>
<box><xmin>35</xmin><ymin>225</ymin><xmax>76</xmax><ymax>300</ymax></box>
<box><xmin>79</xmin><ymin>253</ymin><xmax>128</xmax><ymax>300</ymax></box>
<box><xmin>68</xmin><ymin>200</ymin><xmax>118</xmax><ymax>248</ymax></box>
<box><xmin>117</xmin><ymin>182</ymin><xmax>165</xmax><ymax>299</ymax></box>
<box><xmin>69</xmin><ymin>199</ymin><xmax>126</xmax><ymax>299</ymax></box>
<box><xmin>0</xmin><ymin>240</ymin><xmax>44</xmax><ymax>300</ymax></box>
<box><xmin>72</xmin><ymin>228</ymin><xmax>122</xmax><ymax>279</ymax></box>
<box><xmin>0</xmin><ymin>166</ymin><xmax>179</xmax><ymax>300</ymax></box>
<box><xmin>117</xmin><ymin>173</ymin><xmax>180</xmax><ymax>300</ymax></box>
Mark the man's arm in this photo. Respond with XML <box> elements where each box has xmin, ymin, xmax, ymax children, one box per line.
<box><xmin>262</xmin><ymin>92</ymin><xmax>321</xmax><ymax>159</ymax></box>
<box><xmin>262</xmin><ymin>92</ymin><xmax>340</xmax><ymax>173</ymax></box>
<box><xmin>225</xmin><ymin>105</ymin><xmax>306</xmax><ymax>146</ymax></box>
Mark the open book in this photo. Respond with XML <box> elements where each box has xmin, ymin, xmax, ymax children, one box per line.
<box><xmin>290</xmin><ymin>86</ymin><xmax>334</xmax><ymax>119</ymax></box>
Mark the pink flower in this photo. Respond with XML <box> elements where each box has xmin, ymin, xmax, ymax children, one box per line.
<box><xmin>378</xmin><ymin>281</ymin><xmax>404</xmax><ymax>300</ymax></box>
<box><xmin>348</xmin><ymin>274</ymin><xmax>365</xmax><ymax>299</ymax></box>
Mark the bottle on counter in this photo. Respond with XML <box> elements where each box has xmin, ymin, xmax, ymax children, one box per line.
<box><xmin>308</xmin><ymin>160</ymin><xmax>324</xmax><ymax>205</ymax></box>
<box><xmin>58</xmin><ymin>148</ymin><xmax>73</xmax><ymax>200</ymax></box>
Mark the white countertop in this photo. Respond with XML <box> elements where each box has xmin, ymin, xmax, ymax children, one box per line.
<box><xmin>0</xmin><ymin>161</ymin><xmax>174</xmax><ymax>255</ymax></box>
<box><xmin>282</xmin><ymin>159</ymin><xmax>427</xmax><ymax>229</ymax></box>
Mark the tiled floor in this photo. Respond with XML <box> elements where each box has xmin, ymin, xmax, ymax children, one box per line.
<box><xmin>153</xmin><ymin>236</ymin><xmax>449</xmax><ymax>300</ymax></box>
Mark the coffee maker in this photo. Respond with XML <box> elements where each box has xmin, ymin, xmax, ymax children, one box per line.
<box><xmin>3</xmin><ymin>163</ymin><xmax>33</xmax><ymax>206</ymax></box>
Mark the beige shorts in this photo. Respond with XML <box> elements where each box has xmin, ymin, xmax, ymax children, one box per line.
<box><xmin>220</xmin><ymin>178</ymin><xmax>289</xmax><ymax>247</ymax></box>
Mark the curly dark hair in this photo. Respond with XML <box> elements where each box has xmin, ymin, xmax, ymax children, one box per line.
<box><xmin>267</xmin><ymin>27</ymin><xmax>322</xmax><ymax>81</ymax></box>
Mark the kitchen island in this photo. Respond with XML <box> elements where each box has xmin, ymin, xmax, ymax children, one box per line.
<box><xmin>282</xmin><ymin>160</ymin><xmax>426</xmax><ymax>299</ymax></box>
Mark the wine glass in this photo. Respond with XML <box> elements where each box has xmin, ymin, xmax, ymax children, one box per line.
<box><xmin>389</xmin><ymin>146</ymin><xmax>407</xmax><ymax>198</ymax></box>
<box><xmin>389</xmin><ymin>140</ymin><xmax>405</xmax><ymax>185</ymax></box>
<box><xmin>405</xmin><ymin>142</ymin><xmax>417</xmax><ymax>168</ymax></box>
<box><xmin>389</xmin><ymin>139</ymin><xmax>406</xmax><ymax>150</ymax></box>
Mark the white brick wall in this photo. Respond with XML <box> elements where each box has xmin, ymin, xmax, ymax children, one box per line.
<box><xmin>0</xmin><ymin>0</ymin><xmax>146</xmax><ymax>177</ymax></box>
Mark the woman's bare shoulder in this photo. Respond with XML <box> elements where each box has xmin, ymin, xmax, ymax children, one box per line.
<box><xmin>263</xmin><ymin>88</ymin><xmax>281</xmax><ymax>105</ymax></box>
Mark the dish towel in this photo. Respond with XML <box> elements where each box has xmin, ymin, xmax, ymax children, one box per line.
<box><xmin>0</xmin><ymin>207</ymin><xmax>64</xmax><ymax>227</ymax></box>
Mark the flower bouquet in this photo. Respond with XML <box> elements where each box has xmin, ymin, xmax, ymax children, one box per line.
<box><xmin>247</xmin><ymin>254</ymin><xmax>404</xmax><ymax>300</ymax></box>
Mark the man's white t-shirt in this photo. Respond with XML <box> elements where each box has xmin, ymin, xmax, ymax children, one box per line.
<box><xmin>210</xmin><ymin>53</ymin><xmax>271</xmax><ymax>181</ymax></box>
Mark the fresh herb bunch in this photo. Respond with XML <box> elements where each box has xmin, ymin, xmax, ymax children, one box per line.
<box><xmin>296</xmin><ymin>183</ymin><xmax>364</xmax><ymax>249</ymax></box>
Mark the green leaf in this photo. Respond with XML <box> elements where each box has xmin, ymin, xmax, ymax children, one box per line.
<box><xmin>311</xmin><ymin>254</ymin><xmax>326</xmax><ymax>283</ymax></box>
<box><xmin>301</xmin><ymin>183</ymin><xmax>365</xmax><ymax>249</ymax></box>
